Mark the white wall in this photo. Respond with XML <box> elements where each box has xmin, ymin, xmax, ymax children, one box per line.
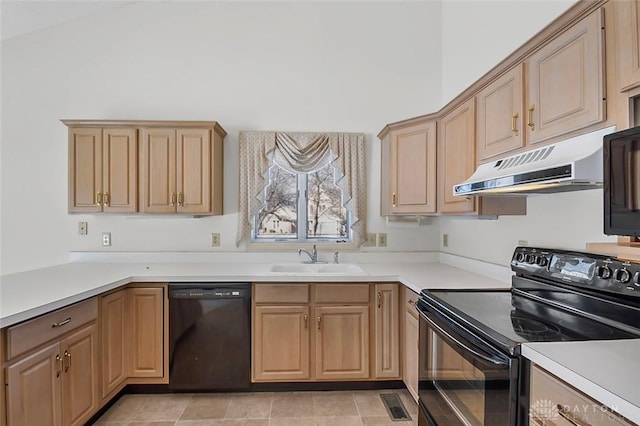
<box><xmin>0</xmin><ymin>1</ymin><xmax>443</xmax><ymax>274</ymax></box>
<box><xmin>441</xmin><ymin>0</ymin><xmax>578</xmax><ymax>105</ymax></box>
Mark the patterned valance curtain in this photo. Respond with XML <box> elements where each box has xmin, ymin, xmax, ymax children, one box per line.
<box><xmin>237</xmin><ymin>131</ymin><xmax>366</xmax><ymax>246</ymax></box>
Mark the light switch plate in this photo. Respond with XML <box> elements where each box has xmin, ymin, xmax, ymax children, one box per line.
<box><xmin>78</xmin><ymin>222</ymin><xmax>88</xmax><ymax>235</ymax></box>
<box><xmin>363</xmin><ymin>233</ymin><xmax>376</xmax><ymax>247</ymax></box>
<box><xmin>377</xmin><ymin>233</ymin><xmax>387</xmax><ymax>247</ymax></box>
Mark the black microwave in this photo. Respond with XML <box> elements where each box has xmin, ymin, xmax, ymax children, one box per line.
<box><xmin>603</xmin><ymin>125</ymin><xmax>640</xmax><ymax>237</ymax></box>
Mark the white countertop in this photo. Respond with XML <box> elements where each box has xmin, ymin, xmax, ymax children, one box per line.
<box><xmin>522</xmin><ymin>340</ymin><xmax>640</xmax><ymax>424</ymax></box>
<box><xmin>0</xmin><ymin>252</ymin><xmax>511</xmax><ymax>328</ymax></box>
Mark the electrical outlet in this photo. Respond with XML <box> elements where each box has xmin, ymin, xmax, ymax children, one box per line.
<box><xmin>443</xmin><ymin>234</ymin><xmax>449</xmax><ymax>247</ymax></box>
<box><xmin>78</xmin><ymin>222</ymin><xmax>88</xmax><ymax>235</ymax></box>
<box><xmin>518</xmin><ymin>240</ymin><xmax>528</xmax><ymax>246</ymax></box>
<box><xmin>363</xmin><ymin>232</ymin><xmax>376</xmax><ymax>247</ymax></box>
<box><xmin>211</xmin><ymin>233</ymin><xmax>220</xmax><ymax>247</ymax></box>
<box><xmin>377</xmin><ymin>233</ymin><xmax>387</xmax><ymax>247</ymax></box>
<box><xmin>102</xmin><ymin>232</ymin><xmax>111</xmax><ymax>247</ymax></box>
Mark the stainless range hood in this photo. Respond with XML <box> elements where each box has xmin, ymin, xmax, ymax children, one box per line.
<box><xmin>453</xmin><ymin>126</ymin><xmax>616</xmax><ymax>196</ymax></box>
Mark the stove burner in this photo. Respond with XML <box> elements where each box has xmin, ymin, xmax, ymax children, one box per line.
<box><xmin>510</xmin><ymin>314</ymin><xmax>562</xmax><ymax>339</ymax></box>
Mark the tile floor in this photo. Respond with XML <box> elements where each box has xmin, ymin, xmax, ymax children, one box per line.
<box><xmin>94</xmin><ymin>389</ymin><xmax>418</xmax><ymax>425</ymax></box>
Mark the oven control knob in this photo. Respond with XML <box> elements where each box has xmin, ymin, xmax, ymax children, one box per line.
<box><xmin>614</xmin><ymin>268</ymin><xmax>631</xmax><ymax>284</ymax></box>
<box><xmin>535</xmin><ymin>256</ymin><xmax>548</xmax><ymax>267</ymax></box>
<box><xmin>515</xmin><ymin>252</ymin><xmax>526</xmax><ymax>262</ymax></box>
<box><xmin>597</xmin><ymin>265</ymin><xmax>612</xmax><ymax>279</ymax></box>
<box><xmin>633</xmin><ymin>272</ymin><xmax>640</xmax><ymax>287</ymax></box>
<box><xmin>525</xmin><ymin>254</ymin><xmax>536</xmax><ymax>264</ymax></box>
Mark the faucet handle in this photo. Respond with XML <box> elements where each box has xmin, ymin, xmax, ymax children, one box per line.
<box><xmin>334</xmin><ymin>251</ymin><xmax>339</xmax><ymax>264</ymax></box>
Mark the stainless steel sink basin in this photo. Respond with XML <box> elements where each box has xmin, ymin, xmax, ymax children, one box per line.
<box><xmin>268</xmin><ymin>263</ymin><xmax>366</xmax><ymax>275</ymax></box>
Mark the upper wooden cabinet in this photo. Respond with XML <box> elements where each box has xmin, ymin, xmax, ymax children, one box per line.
<box><xmin>67</xmin><ymin>126</ymin><xmax>137</xmax><ymax>213</ymax></box>
<box><xmin>63</xmin><ymin>120</ymin><xmax>226</xmax><ymax>215</ymax></box>
<box><xmin>525</xmin><ymin>9</ymin><xmax>605</xmax><ymax>145</ymax></box>
<box><xmin>614</xmin><ymin>0</ymin><xmax>640</xmax><ymax>92</ymax></box>
<box><xmin>381</xmin><ymin>119</ymin><xmax>437</xmax><ymax>215</ymax></box>
<box><xmin>477</xmin><ymin>9</ymin><xmax>605</xmax><ymax>162</ymax></box>
<box><xmin>439</xmin><ymin>98</ymin><xmax>477</xmax><ymax>214</ymax></box>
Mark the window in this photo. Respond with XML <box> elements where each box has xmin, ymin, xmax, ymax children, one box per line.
<box><xmin>237</xmin><ymin>131</ymin><xmax>366</xmax><ymax>247</ymax></box>
<box><xmin>254</xmin><ymin>163</ymin><xmax>350</xmax><ymax>242</ymax></box>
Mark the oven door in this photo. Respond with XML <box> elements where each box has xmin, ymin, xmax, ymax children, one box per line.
<box><xmin>417</xmin><ymin>298</ymin><xmax>518</xmax><ymax>426</ymax></box>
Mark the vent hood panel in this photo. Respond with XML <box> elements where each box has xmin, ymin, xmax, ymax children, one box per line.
<box><xmin>453</xmin><ymin>126</ymin><xmax>616</xmax><ymax>196</ymax></box>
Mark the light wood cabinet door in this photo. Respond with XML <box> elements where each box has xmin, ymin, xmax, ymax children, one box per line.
<box><xmin>6</xmin><ymin>342</ymin><xmax>63</xmax><ymax>426</ymax></box>
<box><xmin>100</xmin><ymin>290</ymin><xmax>127</xmax><ymax>399</ymax></box>
<box><xmin>60</xmin><ymin>324</ymin><xmax>99</xmax><ymax>426</ymax></box>
<box><xmin>68</xmin><ymin>128</ymin><xmax>102</xmax><ymax>213</ymax></box>
<box><xmin>388</xmin><ymin>120</ymin><xmax>437</xmax><ymax>214</ymax></box>
<box><xmin>176</xmin><ymin>128</ymin><xmax>211</xmax><ymax>214</ymax></box>
<box><xmin>374</xmin><ymin>283</ymin><xmax>399</xmax><ymax>379</ymax></box>
<box><xmin>526</xmin><ymin>9</ymin><xmax>604</xmax><ymax>145</ymax></box>
<box><xmin>127</xmin><ymin>287</ymin><xmax>165</xmax><ymax>378</ymax></box>
<box><xmin>252</xmin><ymin>305</ymin><xmax>310</xmax><ymax>381</ymax></box>
<box><xmin>477</xmin><ymin>64</ymin><xmax>525</xmax><ymax>162</ymax></box>
<box><xmin>615</xmin><ymin>0</ymin><xmax>640</xmax><ymax>92</ymax></box>
<box><xmin>438</xmin><ymin>98</ymin><xmax>476</xmax><ymax>214</ymax></box>
<box><xmin>403</xmin><ymin>307</ymin><xmax>419</xmax><ymax>402</ymax></box>
<box><xmin>315</xmin><ymin>305</ymin><xmax>369</xmax><ymax>380</ymax></box>
<box><xmin>139</xmin><ymin>128</ymin><xmax>176</xmax><ymax>213</ymax></box>
<box><xmin>102</xmin><ymin>128</ymin><xmax>137</xmax><ymax>213</ymax></box>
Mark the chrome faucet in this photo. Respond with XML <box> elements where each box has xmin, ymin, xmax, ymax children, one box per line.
<box><xmin>298</xmin><ymin>245</ymin><xmax>318</xmax><ymax>263</ymax></box>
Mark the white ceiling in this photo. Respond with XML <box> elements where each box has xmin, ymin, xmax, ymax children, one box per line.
<box><xmin>0</xmin><ymin>0</ymin><xmax>133</xmax><ymax>41</ymax></box>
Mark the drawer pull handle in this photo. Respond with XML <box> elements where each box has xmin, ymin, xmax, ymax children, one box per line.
<box><xmin>408</xmin><ymin>299</ymin><xmax>415</xmax><ymax>306</ymax></box>
<box><xmin>511</xmin><ymin>112</ymin><xmax>519</xmax><ymax>136</ymax></box>
<box><xmin>56</xmin><ymin>354</ymin><xmax>63</xmax><ymax>377</ymax></box>
<box><xmin>171</xmin><ymin>192</ymin><xmax>176</xmax><ymax>207</ymax></box>
<box><xmin>51</xmin><ymin>317</ymin><xmax>71</xmax><ymax>328</ymax></box>
<box><xmin>64</xmin><ymin>350</ymin><xmax>71</xmax><ymax>372</ymax></box>
<box><xmin>178</xmin><ymin>192</ymin><xmax>184</xmax><ymax>207</ymax></box>
<box><xmin>103</xmin><ymin>192</ymin><xmax>109</xmax><ymax>207</ymax></box>
<box><xmin>317</xmin><ymin>316</ymin><xmax>321</xmax><ymax>330</ymax></box>
<box><xmin>304</xmin><ymin>314</ymin><xmax>308</xmax><ymax>329</ymax></box>
<box><xmin>377</xmin><ymin>291</ymin><xmax>382</xmax><ymax>309</ymax></box>
<box><xmin>95</xmin><ymin>192</ymin><xmax>103</xmax><ymax>206</ymax></box>
<box><xmin>392</xmin><ymin>193</ymin><xmax>396</xmax><ymax>207</ymax></box>
<box><xmin>527</xmin><ymin>104</ymin><xmax>536</xmax><ymax>131</ymax></box>
<box><xmin>557</xmin><ymin>404</ymin><xmax>592</xmax><ymax>426</ymax></box>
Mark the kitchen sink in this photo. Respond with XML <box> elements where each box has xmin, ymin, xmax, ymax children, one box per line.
<box><xmin>268</xmin><ymin>263</ymin><xmax>366</xmax><ymax>275</ymax></box>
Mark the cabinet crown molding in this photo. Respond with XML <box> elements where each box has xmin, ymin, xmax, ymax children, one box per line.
<box><xmin>60</xmin><ymin>119</ymin><xmax>227</xmax><ymax>137</ymax></box>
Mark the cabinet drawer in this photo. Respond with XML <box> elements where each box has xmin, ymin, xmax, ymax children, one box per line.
<box><xmin>6</xmin><ymin>297</ymin><xmax>98</xmax><ymax>360</ymax></box>
<box><xmin>403</xmin><ymin>287</ymin><xmax>419</xmax><ymax>318</ymax></box>
<box><xmin>254</xmin><ymin>284</ymin><xmax>309</xmax><ymax>304</ymax></box>
<box><xmin>315</xmin><ymin>284</ymin><xmax>370</xmax><ymax>304</ymax></box>
<box><xmin>530</xmin><ymin>365</ymin><xmax>633</xmax><ymax>425</ymax></box>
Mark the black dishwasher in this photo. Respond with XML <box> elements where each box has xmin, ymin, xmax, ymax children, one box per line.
<box><xmin>168</xmin><ymin>283</ymin><xmax>251</xmax><ymax>390</ymax></box>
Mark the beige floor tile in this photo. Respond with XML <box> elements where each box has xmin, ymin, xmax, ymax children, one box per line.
<box><xmin>177</xmin><ymin>420</ymin><xmax>270</xmax><ymax>426</ymax></box>
<box><xmin>312</xmin><ymin>391</ymin><xmax>359</xmax><ymax>417</ymax></box>
<box><xmin>270</xmin><ymin>393</ymin><xmax>314</xmax><ymax>418</ymax></box>
<box><xmin>225</xmin><ymin>393</ymin><xmax>273</xmax><ymax>419</ymax></box>
<box><xmin>361</xmin><ymin>416</ymin><xmax>415</xmax><ymax>425</ymax></box>
<box><xmin>268</xmin><ymin>417</ymin><xmax>317</xmax><ymax>426</ymax></box>
<box><xmin>131</xmin><ymin>394</ymin><xmax>193</xmax><ymax>421</ymax></box>
<box><xmin>179</xmin><ymin>394</ymin><xmax>232</xmax><ymax>420</ymax></box>
<box><xmin>313</xmin><ymin>415</ymin><xmax>363</xmax><ymax>425</ymax></box>
<box><xmin>353</xmin><ymin>391</ymin><xmax>389</xmax><ymax>417</ymax></box>
<box><xmin>95</xmin><ymin>394</ymin><xmax>147</xmax><ymax>422</ymax></box>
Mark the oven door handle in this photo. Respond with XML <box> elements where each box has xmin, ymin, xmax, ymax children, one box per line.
<box><xmin>419</xmin><ymin>308</ymin><xmax>507</xmax><ymax>366</ymax></box>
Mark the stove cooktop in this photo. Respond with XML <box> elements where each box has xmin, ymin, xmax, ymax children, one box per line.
<box><xmin>420</xmin><ymin>289</ymin><xmax>639</xmax><ymax>356</ymax></box>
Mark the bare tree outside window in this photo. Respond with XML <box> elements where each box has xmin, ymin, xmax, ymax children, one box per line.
<box><xmin>254</xmin><ymin>163</ymin><xmax>350</xmax><ymax>241</ymax></box>
<box><xmin>307</xmin><ymin>165</ymin><xmax>347</xmax><ymax>238</ymax></box>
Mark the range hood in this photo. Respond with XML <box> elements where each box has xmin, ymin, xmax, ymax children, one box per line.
<box><xmin>453</xmin><ymin>126</ymin><xmax>616</xmax><ymax>196</ymax></box>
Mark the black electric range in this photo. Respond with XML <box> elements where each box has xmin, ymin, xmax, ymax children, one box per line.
<box><xmin>416</xmin><ymin>247</ymin><xmax>640</xmax><ymax>426</ymax></box>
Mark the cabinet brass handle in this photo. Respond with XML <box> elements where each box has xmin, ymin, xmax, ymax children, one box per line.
<box><xmin>170</xmin><ymin>192</ymin><xmax>176</xmax><ymax>207</ymax></box>
<box><xmin>408</xmin><ymin>299</ymin><xmax>415</xmax><ymax>306</ymax></box>
<box><xmin>63</xmin><ymin>350</ymin><xmax>71</xmax><ymax>372</ymax></box>
<box><xmin>95</xmin><ymin>192</ymin><xmax>103</xmax><ymax>206</ymax></box>
<box><xmin>103</xmin><ymin>192</ymin><xmax>109</xmax><ymax>207</ymax></box>
<box><xmin>178</xmin><ymin>192</ymin><xmax>184</xmax><ymax>207</ymax></box>
<box><xmin>51</xmin><ymin>317</ymin><xmax>71</xmax><ymax>328</ymax></box>
<box><xmin>511</xmin><ymin>112</ymin><xmax>519</xmax><ymax>136</ymax></box>
<box><xmin>317</xmin><ymin>316</ymin><xmax>321</xmax><ymax>330</ymax></box>
<box><xmin>56</xmin><ymin>354</ymin><xmax>63</xmax><ymax>378</ymax></box>
<box><xmin>377</xmin><ymin>291</ymin><xmax>382</xmax><ymax>309</ymax></box>
<box><xmin>304</xmin><ymin>314</ymin><xmax>308</xmax><ymax>329</ymax></box>
<box><xmin>527</xmin><ymin>104</ymin><xmax>536</xmax><ymax>130</ymax></box>
<box><xmin>392</xmin><ymin>193</ymin><xmax>396</xmax><ymax>207</ymax></box>
<box><xmin>556</xmin><ymin>404</ymin><xmax>592</xmax><ymax>426</ymax></box>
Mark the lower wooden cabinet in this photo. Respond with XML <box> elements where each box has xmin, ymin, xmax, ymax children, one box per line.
<box><xmin>100</xmin><ymin>289</ymin><xmax>127</xmax><ymax>400</ymax></box>
<box><xmin>253</xmin><ymin>305</ymin><xmax>310</xmax><ymax>381</ymax></box>
<box><xmin>127</xmin><ymin>287</ymin><xmax>165</xmax><ymax>379</ymax></box>
<box><xmin>252</xmin><ymin>282</ymin><xmax>399</xmax><ymax>383</ymax></box>
<box><xmin>315</xmin><ymin>305</ymin><xmax>369</xmax><ymax>380</ymax></box>
<box><xmin>402</xmin><ymin>287</ymin><xmax>419</xmax><ymax>402</ymax></box>
<box><xmin>530</xmin><ymin>364</ymin><xmax>634</xmax><ymax>426</ymax></box>
<box><xmin>6</xmin><ymin>324</ymin><xmax>99</xmax><ymax>426</ymax></box>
